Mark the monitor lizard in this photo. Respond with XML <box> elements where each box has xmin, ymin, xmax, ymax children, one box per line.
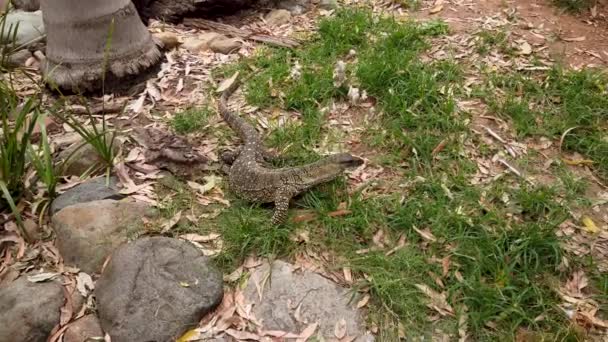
<box><xmin>218</xmin><ymin>80</ymin><xmax>364</xmax><ymax>224</ymax></box>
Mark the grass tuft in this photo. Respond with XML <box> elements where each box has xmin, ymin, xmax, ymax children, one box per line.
<box><xmin>172</xmin><ymin>107</ymin><xmax>211</xmax><ymax>134</ymax></box>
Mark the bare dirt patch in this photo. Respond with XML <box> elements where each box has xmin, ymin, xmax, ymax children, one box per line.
<box><xmin>416</xmin><ymin>0</ymin><xmax>608</xmax><ymax>67</ymax></box>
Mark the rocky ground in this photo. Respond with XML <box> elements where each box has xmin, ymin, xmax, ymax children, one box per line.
<box><xmin>1</xmin><ymin>0</ymin><xmax>608</xmax><ymax>341</ymax></box>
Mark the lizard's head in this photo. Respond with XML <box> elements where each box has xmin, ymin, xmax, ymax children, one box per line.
<box><xmin>331</xmin><ymin>153</ymin><xmax>364</xmax><ymax>168</ymax></box>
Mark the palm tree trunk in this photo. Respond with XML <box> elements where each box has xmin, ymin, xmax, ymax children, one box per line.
<box><xmin>40</xmin><ymin>0</ymin><xmax>161</xmax><ymax>92</ymax></box>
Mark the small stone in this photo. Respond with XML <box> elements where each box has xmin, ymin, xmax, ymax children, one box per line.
<box><xmin>96</xmin><ymin>237</ymin><xmax>224</xmax><ymax>342</ymax></box>
<box><xmin>10</xmin><ymin>0</ymin><xmax>40</xmax><ymax>11</ymax></box>
<box><xmin>57</xmin><ymin>135</ymin><xmax>119</xmax><ymax>177</ymax></box>
<box><xmin>0</xmin><ymin>10</ymin><xmax>44</xmax><ymax>45</ymax></box>
<box><xmin>265</xmin><ymin>9</ymin><xmax>292</xmax><ymax>26</ymax></box>
<box><xmin>243</xmin><ymin>261</ymin><xmax>373</xmax><ymax>341</ymax></box>
<box><xmin>63</xmin><ymin>315</ymin><xmax>104</xmax><ymax>342</ymax></box>
<box><xmin>0</xmin><ymin>277</ymin><xmax>63</xmax><ymax>342</ymax></box>
<box><xmin>209</xmin><ymin>38</ymin><xmax>242</xmax><ymax>54</ymax></box>
<box><xmin>5</xmin><ymin>49</ymin><xmax>32</xmax><ymax>67</ymax></box>
<box><xmin>153</xmin><ymin>31</ymin><xmax>181</xmax><ymax>50</ymax></box>
<box><xmin>50</xmin><ymin>176</ymin><xmax>124</xmax><ymax>215</ymax></box>
<box><xmin>319</xmin><ymin>0</ymin><xmax>338</xmax><ymax>9</ymax></box>
<box><xmin>278</xmin><ymin>0</ymin><xmax>308</xmax><ymax>14</ymax></box>
<box><xmin>182</xmin><ymin>32</ymin><xmax>224</xmax><ymax>53</ymax></box>
<box><xmin>23</xmin><ymin>218</ymin><xmax>41</xmax><ymax>240</ymax></box>
<box><xmin>52</xmin><ymin>199</ymin><xmax>156</xmax><ymax>274</ymax></box>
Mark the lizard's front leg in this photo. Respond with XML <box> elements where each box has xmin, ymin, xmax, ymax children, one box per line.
<box><xmin>271</xmin><ymin>192</ymin><xmax>292</xmax><ymax>225</ymax></box>
<box><xmin>220</xmin><ymin>147</ymin><xmax>241</xmax><ymax>165</ymax></box>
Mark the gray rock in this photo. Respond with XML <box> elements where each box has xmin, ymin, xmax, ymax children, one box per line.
<box><xmin>52</xmin><ymin>199</ymin><xmax>155</xmax><ymax>274</ymax></box>
<box><xmin>0</xmin><ymin>277</ymin><xmax>63</xmax><ymax>342</ymax></box>
<box><xmin>58</xmin><ymin>138</ymin><xmax>112</xmax><ymax>177</ymax></box>
<box><xmin>5</xmin><ymin>48</ymin><xmax>32</xmax><ymax>67</ymax></box>
<box><xmin>96</xmin><ymin>237</ymin><xmax>224</xmax><ymax>342</ymax></box>
<box><xmin>277</xmin><ymin>0</ymin><xmax>310</xmax><ymax>14</ymax></box>
<box><xmin>11</xmin><ymin>0</ymin><xmax>39</xmax><ymax>11</ymax></box>
<box><xmin>319</xmin><ymin>0</ymin><xmax>338</xmax><ymax>9</ymax></box>
<box><xmin>243</xmin><ymin>261</ymin><xmax>373</xmax><ymax>341</ymax></box>
<box><xmin>265</xmin><ymin>9</ymin><xmax>292</xmax><ymax>26</ymax></box>
<box><xmin>63</xmin><ymin>314</ymin><xmax>104</xmax><ymax>342</ymax></box>
<box><xmin>0</xmin><ymin>10</ymin><xmax>44</xmax><ymax>46</ymax></box>
<box><xmin>50</xmin><ymin>176</ymin><xmax>124</xmax><ymax>215</ymax></box>
<box><xmin>209</xmin><ymin>38</ymin><xmax>242</xmax><ymax>54</ymax></box>
<box><xmin>276</xmin><ymin>0</ymin><xmax>316</xmax><ymax>15</ymax></box>
<box><xmin>153</xmin><ymin>31</ymin><xmax>181</xmax><ymax>50</ymax></box>
<box><xmin>182</xmin><ymin>32</ymin><xmax>224</xmax><ymax>53</ymax></box>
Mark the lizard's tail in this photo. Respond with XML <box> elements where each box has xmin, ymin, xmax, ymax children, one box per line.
<box><xmin>218</xmin><ymin>80</ymin><xmax>260</xmax><ymax>143</ymax></box>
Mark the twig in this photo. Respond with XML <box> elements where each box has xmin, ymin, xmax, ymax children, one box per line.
<box><xmin>66</xmin><ymin>102</ymin><xmax>125</xmax><ymax>115</ymax></box>
<box><xmin>497</xmin><ymin>158</ymin><xmax>522</xmax><ymax>177</ymax></box>
<box><xmin>481</xmin><ymin>125</ymin><xmax>506</xmax><ymax>143</ymax></box>
<box><xmin>183</xmin><ymin>18</ymin><xmax>300</xmax><ymax>49</ymax></box>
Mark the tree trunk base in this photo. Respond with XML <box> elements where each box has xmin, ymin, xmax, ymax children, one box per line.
<box><xmin>41</xmin><ymin>38</ymin><xmax>162</xmax><ymax>93</ymax></box>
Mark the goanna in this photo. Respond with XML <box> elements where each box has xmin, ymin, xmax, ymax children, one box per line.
<box><xmin>218</xmin><ymin>80</ymin><xmax>364</xmax><ymax>224</ymax></box>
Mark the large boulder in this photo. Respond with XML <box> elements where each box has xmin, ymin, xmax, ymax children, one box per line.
<box><xmin>52</xmin><ymin>199</ymin><xmax>155</xmax><ymax>274</ymax></box>
<box><xmin>57</xmin><ymin>138</ymin><xmax>116</xmax><ymax>177</ymax></box>
<box><xmin>0</xmin><ymin>277</ymin><xmax>63</xmax><ymax>342</ymax></box>
<box><xmin>63</xmin><ymin>314</ymin><xmax>104</xmax><ymax>342</ymax></box>
<box><xmin>95</xmin><ymin>237</ymin><xmax>224</xmax><ymax>342</ymax></box>
<box><xmin>50</xmin><ymin>176</ymin><xmax>124</xmax><ymax>215</ymax></box>
<box><xmin>0</xmin><ymin>10</ymin><xmax>44</xmax><ymax>45</ymax></box>
<box><xmin>243</xmin><ymin>261</ymin><xmax>374</xmax><ymax>341</ymax></box>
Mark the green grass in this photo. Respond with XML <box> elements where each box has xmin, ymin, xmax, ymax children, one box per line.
<box><xmin>171</xmin><ymin>107</ymin><xmax>211</xmax><ymax>134</ymax></box>
<box><xmin>0</xmin><ymin>77</ymin><xmax>40</xmax><ymax>205</ymax></box>
<box><xmin>552</xmin><ymin>0</ymin><xmax>593</xmax><ymax>12</ymax></box>
<box><xmin>193</xmin><ymin>8</ymin><xmax>606</xmax><ymax>340</ymax></box>
<box><xmin>478</xmin><ymin>67</ymin><xmax>608</xmax><ymax>181</ymax></box>
<box><xmin>475</xmin><ymin>30</ymin><xmax>514</xmax><ymax>56</ymax></box>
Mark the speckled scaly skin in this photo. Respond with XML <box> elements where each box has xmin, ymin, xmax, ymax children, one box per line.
<box><xmin>219</xmin><ymin>81</ymin><xmax>364</xmax><ymax>224</ymax></box>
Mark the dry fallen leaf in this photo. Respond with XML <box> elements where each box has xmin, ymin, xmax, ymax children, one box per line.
<box><xmin>442</xmin><ymin>256</ymin><xmax>451</xmax><ymax>277</ymax></box>
<box><xmin>217</xmin><ymin>71</ymin><xmax>240</xmax><ymax>93</ymax></box>
<box><xmin>415</xmin><ymin>283</ymin><xmax>454</xmax><ymax>316</ymax></box>
<box><xmin>161</xmin><ymin>211</ymin><xmax>182</xmax><ymax>233</ymax></box>
<box><xmin>334</xmin><ymin>318</ymin><xmax>347</xmax><ymax>339</ymax></box>
<box><xmin>225</xmin><ymin>329</ymin><xmax>261</xmax><ymax>341</ymax></box>
<box><xmin>187</xmin><ymin>175</ymin><xmax>221</xmax><ymax>195</ymax></box>
<box><xmin>76</xmin><ymin>272</ymin><xmax>95</xmax><ymax>297</ymax></box>
<box><xmin>328</xmin><ymin>209</ymin><xmax>352</xmax><ymax>217</ymax></box>
<box><xmin>582</xmin><ymin>216</ymin><xmax>599</xmax><ymax>234</ymax></box>
<box><xmin>27</xmin><ymin>272</ymin><xmax>60</xmax><ymax>283</ymax></box>
<box><xmin>413</xmin><ymin>226</ymin><xmax>437</xmax><ymax>242</ymax></box>
<box><xmin>429</xmin><ymin>4</ymin><xmax>444</xmax><ymax>14</ymax></box>
<box><xmin>179</xmin><ymin>233</ymin><xmax>221</xmax><ymax>243</ymax></box>
<box><xmin>176</xmin><ymin>329</ymin><xmax>200</xmax><ymax>342</ymax></box>
<box><xmin>562</xmin><ymin>158</ymin><xmax>594</xmax><ymax>166</ymax></box>
<box><xmin>356</xmin><ymin>294</ymin><xmax>370</xmax><ymax>308</ymax></box>
<box><xmin>343</xmin><ymin>267</ymin><xmax>353</xmax><ymax>283</ymax></box>
<box><xmin>563</xmin><ymin>36</ymin><xmax>586</xmax><ymax>42</ymax></box>
<box><xmin>519</xmin><ymin>41</ymin><xmax>532</xmax><ymax>55</ymax></box>
<box><xmin>564</xmin><ymin>270</ymin><xmax>588</xmax><ymax>298</ymax></box>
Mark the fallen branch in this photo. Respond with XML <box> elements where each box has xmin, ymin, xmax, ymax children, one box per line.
<box><xmin>183</xmin><ymin>18</ymin><xmax>300</xmax><ymax>49</ymax></box>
